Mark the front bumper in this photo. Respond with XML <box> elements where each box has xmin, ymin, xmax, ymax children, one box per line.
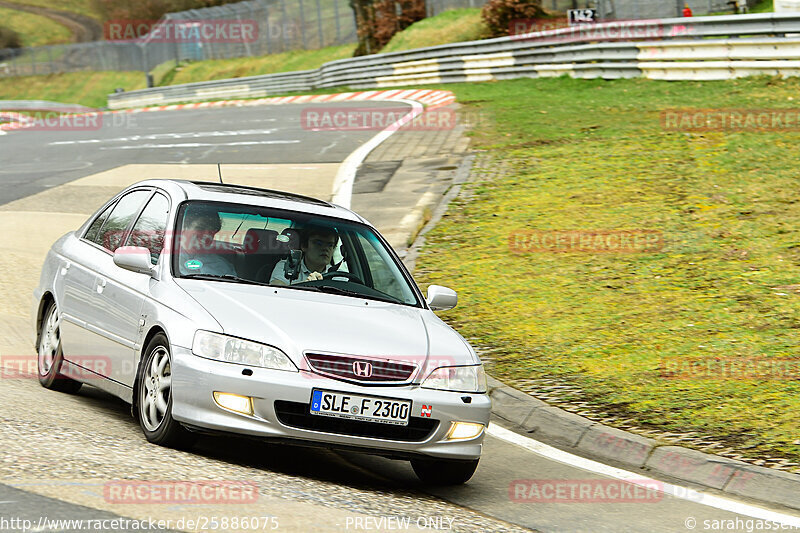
<box><xmin>171</xmin><ymin>347</ymin><xmax>491</xmax><ymax>460</ymax></box>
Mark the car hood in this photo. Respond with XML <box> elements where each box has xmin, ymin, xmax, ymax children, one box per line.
<box><xmin>175</xmin><ymin>280</ymin><xmax>475</xmax><ymax>372</ymax></box>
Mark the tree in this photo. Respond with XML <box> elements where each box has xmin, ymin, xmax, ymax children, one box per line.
<box><xmin>481</xmin><ymin>0</ymin><xmax>544</xmax><ymax>38</ymax></box>
<box><xmin>350</xmin><ymin>0</ymin><xmax>380</xmax><ymax>56</ymax></box>
<box><xmin>350</xmin><ymin>0</ymin><xmax>427</xmax><ymax>56</ymax></box>
<box><xmin>0</xmin><ymin>27</ymin><xmax>22</xmax><ymax>50</ymax></box>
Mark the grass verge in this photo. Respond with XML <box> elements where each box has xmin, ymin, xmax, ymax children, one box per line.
<box><xmin>0</xmin><ymin>7</ymin><xmax>72</xmax><ymax>46</ymax></box>
<box><xmin>0</xmin><ymin>71</ymin><xmax>144</xmax><ymax>108</ymax></box>
<box><xmin>750</xmin><ymin>0</ymin><xmax>774</xmax><ymax>13</ymax></box>
<box><xmin>381</xmin><ymin>8</ymin><xmax>487</xmax><ymax>53</ymax></box>
<box><xmin>165</xmin><ymin>44</ymin><xmax>356</xmax><ymax>86</ymax></box>
<box><xmin>6</xmin><ymin>0</ymin><xmax>100</xmax><ymax>20</ymax></box>
<box><xmin>415</xmin><ymin>76</ymin><xmax>800</xmax><ymax>466</ymax></box>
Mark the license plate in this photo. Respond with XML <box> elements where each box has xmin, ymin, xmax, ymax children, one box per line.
<box><xmin>310</xmin><ymin>389</ymin><xmax>411</xmax><ymax>426</ymax></box>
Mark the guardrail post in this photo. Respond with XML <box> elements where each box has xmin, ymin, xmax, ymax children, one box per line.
<box><xmin>264</xmin><ymin>1</ymin><xmax>272</xmax><ymax>55</ymax></box>
<box><xmin>140</xmin><ymin>42</ymin><xmax>150</xmax><ymax>86</ymax></box>
<box><xmin>95</xmin><ymin>42</ymin><xmax>103</xmax><ymax>71</ymax></box>
<box><xmin>315</xmin><ymin>0</ymin><xmax>324</xmax><ymax>48</ymax></box>
<box><xmin>299</xmin><ymin>0</ymin><xmax>308</xmax><ymax>49</ymax></box>
<box><xmin>333</xmin><ymin>0</ymin><xmax>341</xmax><ymax>43</ymax></box>
<box><xmin>280</xmin><ymin>0</ymin><xmax>289</xmax><ymax>52</ymax></box>
<box><xmin>239</xmin><ymin>10</ymin><xmax>253</xmax><ymax>57</ymax></box>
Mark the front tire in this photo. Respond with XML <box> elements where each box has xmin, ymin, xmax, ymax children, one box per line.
<box><xmin>37</xmin><ymin>302</ymin><xmax>82</xmax><ymax>394</ymax></box>
<box><xmin>136</xmin><ymin>333</ymin><xmax>195</xmax><ymax>449</ymax></box>
<box><xmin>410</xmin><ymin>458</ymin><xmax>480</xmax><ymax>485</ymax></box>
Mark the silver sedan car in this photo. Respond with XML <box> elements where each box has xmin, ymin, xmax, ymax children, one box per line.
<box><xmin>33</xmin><ymin>179</ymin><xmax>490</xmax><ymax>484</ymax></box>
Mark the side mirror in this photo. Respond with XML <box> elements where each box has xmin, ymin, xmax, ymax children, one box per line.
<box><xmin>113</xmin><ymin>246</ymin><xmax>155</xmax><ymax>276</ymax></box>
<box><xmin>426</xmin><ymin>285</ymin><xmax>457</xmax><ymax>311</ymax></box>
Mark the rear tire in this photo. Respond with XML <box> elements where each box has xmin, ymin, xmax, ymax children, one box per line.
<box><xmin>37</xmin><ymin>302</ymin><xmax>82</xmax><ymax>394</ymax></box>
<box><xmin>136</xmin><ymin>333</ymin><xmax>195</xmax><ymax>449</ymax></box>
<box><xmin>410</xmin><ymin>458</ymin><xmax>479</xmax><ymax>485</ymax></box>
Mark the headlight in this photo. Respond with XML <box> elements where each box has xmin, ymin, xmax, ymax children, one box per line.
<box><xmin>192</xmin><ymin>330</ymin><xmax>297</xmax><ymax>372</ymax></box>
<box><xmin>421</xmin><ymin>364</ymin><xmax>487</xmax><ymax>393</ymax></box>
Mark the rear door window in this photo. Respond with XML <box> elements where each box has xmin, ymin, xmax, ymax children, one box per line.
<box><xmin>96</xmin><ymin>190</ymin><xmax>152</xmax><ymax>252</ymax></box>
<box><xmin>84</xmin><ymin>201</ymin><xmax>117</xmax><ymax>244</ymax></box>
<box><xmin>126</xmin><ymin>192</ymin><xmax>170</xmax><ymax>264</ymax></box>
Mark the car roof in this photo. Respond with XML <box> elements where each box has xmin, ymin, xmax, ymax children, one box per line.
<box><xmin>132</xmin><ymin>179</ymin><xmax>367</xmax><ymax>224</ymax></box>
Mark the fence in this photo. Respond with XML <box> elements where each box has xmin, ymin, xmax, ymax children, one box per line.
<box><xmin>0</xmin><ymin>0</ymin><xmax>488</xmax><ymax>78</ymax></box>
<box><xmin>106</xmin><ymin>12</ymin><xmax>800</xmax><ymax>109</ymax></box>
<box><xmin>549</xmin><ymin>0</ymin><xmax>753</xmax><ymax>18</ymax></box>
<box><xmin>600</xmin><ymin>0</ymin><xmax>749</xmax><ymax>19</ymax></box>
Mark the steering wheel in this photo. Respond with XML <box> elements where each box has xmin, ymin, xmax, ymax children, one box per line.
<box><xmin>322</xmin><ymin>270</ymin><xmax>364</xmax><ymax>285</ymax></box>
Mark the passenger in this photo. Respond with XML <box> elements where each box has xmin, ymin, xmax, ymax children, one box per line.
<box><xmin>178</xmin><ymin>206</ymin><xmax>236</xmax><ymax>276</ymax></box>
<box><xmin>270</xmin><ymin>225</ymin><xmax>338</xmax><ymax>285</ymax></box>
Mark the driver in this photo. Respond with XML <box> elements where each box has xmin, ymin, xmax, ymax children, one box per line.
<box><xmin>178</xmin><ymin>205</ymin><xmax>237</xmax><ymax>276</ymax></box>
<box><xmin>270</xmin><ymin>225</ymin><xmax>338</xmax><ymax>285</ymax></box>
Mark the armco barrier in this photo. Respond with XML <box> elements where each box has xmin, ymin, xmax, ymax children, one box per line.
<box><xmin>108</xmin><ymin>13</ymin><xmax>800</xmax><ymax>109</ymax></box>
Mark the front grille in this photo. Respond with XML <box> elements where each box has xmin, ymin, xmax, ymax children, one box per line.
<box><xmin>305</xmin><ymin>353</ymin><xmax>417</xmax><ymax>383</ymax></box>
<box><xmin>274</xmin><ymin>401</ymin><xmax>438</xmax><ymax>442</ymax></box>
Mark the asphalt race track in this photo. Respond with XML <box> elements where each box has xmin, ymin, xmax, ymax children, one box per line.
<box><xmin>0</xmin><ymin>102</ymin><xmax>387</xmax><ymax>205</ymax></box>
<box><xmin>0</xmin><ymin>101</ymin><xmax>798</xmax><ymax>533</ymax></box>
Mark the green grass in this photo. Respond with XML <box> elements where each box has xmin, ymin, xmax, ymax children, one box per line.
<box><xmin>7</xmin><ymin>0</ymin><xmax>101</xmax><ymax>20</ymax></box>
<box><xmin>166</xmin><ymin>44</ymin><xmax>356</xmax><ymax>86</ymax></box>
<box><xmin>750</xmin><ymin>0</ymin><xmax>774</xmax><ymax>13</ymax></box>
<box><xmin>0</xmin><ymin>71</ymin><xmax>145</xmax><ymax>108</ymax></box>
<box><xmin>0</xmin><ymin>7</ymin><xmax>72</xmax><ymax>46</ymax></box>
<box><xmin>381</xmin><ymin>8</ymin><xmax>487</xmax><ymax>53</ymax></box>
<box><xmin>413</xmin><ymin>76</ymin><xmax>800</xmax><ymax>464</ymax></box>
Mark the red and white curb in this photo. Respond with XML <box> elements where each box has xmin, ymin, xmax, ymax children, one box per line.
<box><xmin>0</xmin><ymin>112</ymin><xmax>33</xmax><ymax>133</ymax></box>
<box><xmin>0</xmin><ymin>89</ymin><xmax>456</xmax><ymax>132</ymax></box>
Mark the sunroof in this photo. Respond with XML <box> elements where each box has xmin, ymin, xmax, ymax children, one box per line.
<box><xmin>189</xmin><ymin>181</ymin><xmax>331</xmax><ymax>207</ymax></box>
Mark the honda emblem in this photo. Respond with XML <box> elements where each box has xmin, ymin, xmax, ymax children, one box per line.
<box><xmin>353</xmin><ymin>361</ymin><xmax>373</xmax><ymax>378</ymax></box>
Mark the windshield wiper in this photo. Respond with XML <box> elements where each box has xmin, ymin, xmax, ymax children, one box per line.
<box><xmin>300</xmin><ymin>284</ymin><xmax>402</xmax><ymax>304</ymax></box>
<box><xmin>181</xmin><ymin>274</ymin><xmax>271</xmax><ymax>287</ymax></box>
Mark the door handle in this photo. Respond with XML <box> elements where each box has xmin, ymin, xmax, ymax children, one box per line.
<box><xmin>60</xmin><ymin>262</ymin><xmax>71</xmax><ymax>276</ymax></box>
<box><xmin>96</xmin><ymin>278</ymin><xmax>107</xmax><ymax>293</ymax></box>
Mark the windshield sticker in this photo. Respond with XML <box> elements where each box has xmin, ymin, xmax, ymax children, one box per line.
<box><xmin>185</xmin><ymin>259</ymin><xmax>203</xmax><ymax>270</ymax></box>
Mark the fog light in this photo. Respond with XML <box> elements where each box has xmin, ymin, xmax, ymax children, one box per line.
<box><xmin>445</xmin><ymin>422</ymin><xmax>484</xmax><ymax>441</ymax></box>
<box><xmin>213</xmin><ymin>391</ymin><xmax>253</xmax><ymax>416</ymax></box>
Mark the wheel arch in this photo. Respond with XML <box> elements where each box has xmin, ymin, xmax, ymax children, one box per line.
<box><xmin>131</xmin><ymin>325</ymin><xmax>169</xmax><ymax>418</ymax></box>
<box><xmin>35</xmin><ymin>292</ymin><xmax>56</xmax><ymax>349</ymax></box>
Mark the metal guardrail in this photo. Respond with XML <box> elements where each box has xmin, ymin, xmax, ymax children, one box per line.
<box><xmin>108</xmin><ymin>13</ymin><xmax>800</xmax><ymax>109</ymax></box>
<box><xmin>0</xmin><ymin>0</ymin><xmax>491</xmax><ymax>78</ymax></box>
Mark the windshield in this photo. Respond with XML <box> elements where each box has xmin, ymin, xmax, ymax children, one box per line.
<box><xmin>172</xmin><ymin>201</ymin><xmax>421</xmax><ymax>306</ymax></box>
